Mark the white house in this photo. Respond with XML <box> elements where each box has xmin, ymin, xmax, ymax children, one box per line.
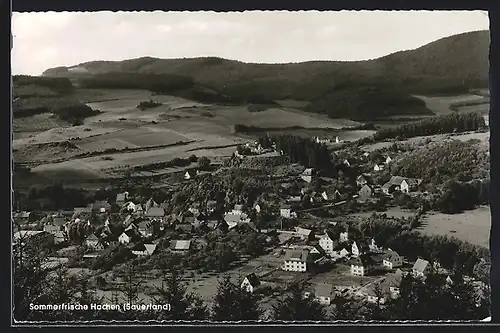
<box><xmin>118</xmin><ymin>230</ymin><xmax>136</xmax><ymax>244</ymax></box>
<box><xmin>339</xmin><ymin>231</ymin><xmax>349</xmax><ymax>243</ymax></box>
<box><xmin>319</xmin><ymin>233</ymin><xmax>335</xmax><ymax>256</ymax></box>
<box><xmin>373</xmin><ymin>164</ymin><xmax>385</xmax><ymax>172</ymax></box>
<box><xmin>132</xmin><ymin>243</ymin><xmax>157</xmax><ymax>256</ymax></box>
<box><xmin>241</xmin><ymin>273</ymin><xmax>261</xmax><ymax>293</ymax></box>
<box><xmin>280</xmin><ymin>205</ymin><xmax>296</xmax><ymax>219</ymax></box>
<box><xmin>254</xmin><ymin>203</ymin><xmax>261</xmax><ymax>213</ymax></box>
<box><xmin>184</xmin><ymin>170</ymin><xmax>198</xmax><ymax>180</ymax></box>
<box><xmin>400</xmin><ymin>178</ymin><xmax>422</xmax><ymax>194</ymax></box>
<box><xmin>339</xmin><ymin>248</ymin><xmax>349</xmax><ymax>258</ymax></box>
<box><xmin>351</xmin><ymin>257</ymin><xmax>369</xmax><ymax>276</ymax></box>
<box><xmin>385</xmin><ymin>156</ymin><xmax>393</xmax><ymax>164</ymax></box>
<box><xmin>382</xmin><ymin>250</ymin><xmax>403</xmax><ymax>269</ymax></box>
<box><xmin>351</xmin><ymin>241</ymin><xmax>360</xmax><ymax>257</ymax></box>
<box><xmin>300</xmin><ymin>168</ymin><xmax>314</xmax><ymax>183</ymax></box>
<box><xmin>283</xmin><ymin>249</ymin><xmax>310</xmax><ymax>272</ymax></box>
<box><xmin>412</xmin><ymin>258</ymin><xmax>431</xmax><ymax>278</ymax></box>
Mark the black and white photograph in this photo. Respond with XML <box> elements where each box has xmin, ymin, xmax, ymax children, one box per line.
<box><xmin>11</xmin><ymin>10</ymin><xmax>492</xmax><ymax>323</ymax></box>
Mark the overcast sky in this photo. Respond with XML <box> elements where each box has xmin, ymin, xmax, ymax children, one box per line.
<box><xmin>12</xmin><ymin>10</ymin><xmax>489</xmax><ymax>76</ymax></box>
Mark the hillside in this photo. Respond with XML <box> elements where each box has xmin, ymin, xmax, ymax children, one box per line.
<box><xmin>41</xmin><ymin>30</ymin><xmax>489</xmax><ymax>121</ymax></box>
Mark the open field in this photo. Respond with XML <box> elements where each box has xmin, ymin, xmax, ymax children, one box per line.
<box><xmin>417</xmin><ymin>206</ymin><xmax>490</xmax><ymax>248</ymax></box>
<box><xmin>73</xmin><ymin>126</ymin><xmax>193</xmax><ymax>151</ymax></box>
<box><xmin>308</xmin><ymin>264</ymin><xmax>378</xmax><ymax>289</ymax></box>
<box><xmin>13</xmin><ymin>125</ymin><xmax>123</xmax><ymax>147</ymax></box>
<box><xmin>413</xmin><ymin>94</ymin><xmax>486</xmax><ymax>115</ymax></box>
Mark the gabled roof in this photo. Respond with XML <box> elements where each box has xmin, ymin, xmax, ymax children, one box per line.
<box><xmin>302</xmin><ymin>168</ymin><xmax>314</xmax><ymax>176</ymax></box>
<box><xmin>244</xmin><ymin>273</ymin><xmax>261</xmax><ymax>288</ymax></box>
<box><xmin>402</xmin><ymin>178</ymin><xmax>422</xmax><ymax>186</ymax></box>
<box><xmin>284</xmin><ymin>249</ymin><xmax>309</xmax><ymax>262</ymax></box>
<box><xmin>383</xmin><ymin>269</ymin><xmax>404</xmax><ymax>287</ymax></box>
<box><xmin>86</xmin><ymin>234</ymin><xmax>99</xmax><ymax>241</ymax></box>
<box><xmin>121</xmin><ymin>229</ymin><xmax>136</xmax><ymax>238</ymax></box>
<box><xmin>176</xmin><ymin>223</ymin><xmax>194</xmax><ymax>232</ymax></box>
<box><xmin>384</xmin><ymin>250</ymin><xmax>400</xmax><ymax>262</ymax></box>
<box><xmin>412</xmin><ymin>258</ymin><xmax>429</xmax><ymax>273</ymax></box>
<box><xmin>388</xmin><ymin>176</ymin><xmax>406</xmax><ymax>186</ymax></box>
<box><xmin>234</xmin><ymin>204</ymin><xmax>243</xmax><ymax>211</ymax></box>
<box><xmin>170</xmin><ymin>239</ymin><xmax>192</xmax><ymax>250</ymax></box>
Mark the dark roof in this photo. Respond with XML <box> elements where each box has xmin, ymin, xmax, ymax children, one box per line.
<box><xmin>383</xmin><ymin>269</ymin><xmax>404</xmax><ymax>288</ymax></box>
<box><xmin>176</xmin><ymin>224</ymin><xmax>194</xmax><ymax>232</ymax></box>
<box><xmin>284</xmin><ymin>249</ymin><xmax>309</xmax><ymax>262</ymax></box>
<box><xmin>388</xmin><ymin>176</ymin><xmax>406</xmax><ymax>186</ymax></box>
<box><xmin>384</xmin><ymin>250</ymin><xmax>401</xmax><ymax>262</ymax></box>
<box><xmin>244</xmin><ymin>273</ymin><xmax>261</xmax><ymax>288</ymax></box>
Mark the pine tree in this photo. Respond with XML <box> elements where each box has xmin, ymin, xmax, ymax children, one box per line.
<box><xmin>211</xmin><ymin>275</ymin><xmax>262</xmax><ymax>321</ymax></box>
<box><xmin>152</xmin><ymin>270</ymin><xmax>208</xmax><ymax>321</ymax></box>
<box><xmin>272</xmin><ymin>283</ymin><xmax>326</xmax><ymax>321</ymax></box>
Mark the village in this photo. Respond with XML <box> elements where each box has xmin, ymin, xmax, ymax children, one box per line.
<box><xmin>14</xmin><ymin>133</ymin><xmax>480</xmax><ymax>315</ymax></box>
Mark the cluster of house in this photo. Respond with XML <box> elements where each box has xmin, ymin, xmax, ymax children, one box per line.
<box><xmin>234</xmin><ymin>141</ymin><xmax>278</xmax><ymax>158</ymax></box>
<box><xmin>356</xmin><ymin>174</ymin><xmax>423</xmax><ymax>201</ymax></box>
<box><xmin>315</xmin><ymin>136</ymin><xmax>342</xmax><ymax>145</ymax></box>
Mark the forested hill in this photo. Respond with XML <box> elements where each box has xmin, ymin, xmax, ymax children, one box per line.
<box><xmin>42</xmin><ymin>30</ymin><xmax>489</xmax><ymax>121</ymax></box>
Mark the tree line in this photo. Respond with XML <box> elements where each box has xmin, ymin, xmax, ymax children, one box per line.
<box><xmin>257</xmin><ymin>135</ymin><xmax>336</xmax><ymax>175</ymax></box>
<box><xmin>371</xmin><ymin>112</ymin><xmax>486</xmax><ymax>142</ymax></box>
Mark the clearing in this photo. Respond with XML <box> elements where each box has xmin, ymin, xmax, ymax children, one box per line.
<box><xmin>413</xmin><ymin>94</ymin><xmax>487</xmax><ymax>115</ymax></box>
<box><xmin>417</xmin><ymin>206</ymin><xmax>490</xmax><ymax>248</ymax></box>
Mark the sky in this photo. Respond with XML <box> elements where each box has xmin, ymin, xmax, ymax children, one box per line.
<box><xmin>12</xmin><ymin>10</ymin><xmax>489</xmax><ymax>76</ymax></box>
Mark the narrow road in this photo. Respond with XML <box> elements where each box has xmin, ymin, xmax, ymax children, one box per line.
<box><xmin>298</xmin><ymin>195</ymin><xmax>359</xmax><ymax>213</ymax></box>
